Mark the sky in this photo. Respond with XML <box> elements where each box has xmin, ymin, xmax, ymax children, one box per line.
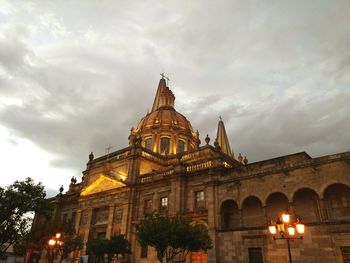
<box><xmin>0</xmin><ymin>0</ymin><xmax>349</xmax><ymax>197</ymax></box>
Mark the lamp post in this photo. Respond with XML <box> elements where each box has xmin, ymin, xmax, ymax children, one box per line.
<box><xmin>48</xmin><ymin>233</ymin><xmax>63</xmax><ymax>263</ymax></box>
<box><xmin>268</xmin><ymin>210</ymin><xmax>305</xmax><ymax>263</ymax></box>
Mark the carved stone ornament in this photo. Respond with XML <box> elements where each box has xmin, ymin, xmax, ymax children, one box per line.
<box><xmin>89</xmin><ymin>152</ymin><xmax>94</xmax><ymax>161</ymax></box>
<box><xmin>59</xmin><ymin>185</ymin><xmax>64</xmax><ymax>194</ymax></box>
<box><xmin>205</xmin><ymin>134</ymin><xmax>210</xmax><ymax>145</ymax></box>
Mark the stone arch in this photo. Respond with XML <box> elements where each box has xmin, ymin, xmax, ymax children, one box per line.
<box><xmin>293</xmin><ymin>188</ymin><xmax>320</xmax><ymax>223</ymax></box>
<box><xmin>220</xmin><ymin>199</ymin><xmax>240</xmax><ymax>229</ymax></box>
<box><xmin>323</xmin><ymin>183</ymin><xmax>350</xmax><ymax>221</ymax></box>
<box><xmin>239</xmin><ymin>193</ymin><xmax>264</xmax><ymax>209</ymax></box>
<box><xmin>320</xmin><ymin>181</ymin><xmax>350</xmax><ymax>199</ymax></box>
<box><xmin>242</xmin><ymin>196</ymin><xmax>265</xmax><ymax>227</ymax></box>
<box><xmin>265</xmin><ymin>192</ymin><xmax>290</xmax><ymax>221</ymax></box>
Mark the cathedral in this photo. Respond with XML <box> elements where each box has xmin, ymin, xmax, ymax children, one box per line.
<box><xmin>47</xmin><ymin>77</ymin><xmax>350</xmax><ymax>263</ymax></box>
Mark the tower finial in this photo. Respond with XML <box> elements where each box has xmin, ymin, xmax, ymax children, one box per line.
<box><xmin>160</xmin><ymin>72</ymin><xmax>170</xmax><ymax>86</ymax></box>
<box><xmin>216</xmin><ymin>117</ymin><xmax>233</xmax><ymax>157</ymax></box>
<box><xmin>151</xmin><ymin>76</ymin><xmax>175</xmax><ymax>111</ymax></box>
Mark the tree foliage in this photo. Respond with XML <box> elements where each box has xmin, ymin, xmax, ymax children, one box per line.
<box><xmin>137</xmin><ymin>211</ymin><xmax>212</xmax><ymax>263</ymax></box>
<box><xmin>0</xmin><ymin>178</ymin><xmax>52</xmax><ymax>259</ymax></box>
<box><xmin>16</xmin><ymin>218</ymin><xmax>83</xmax><ymax>263</ymax></box>
<box><xmin>55</xmin><ymin>219</ymin><xmax>83</xmax><ymax>263</ymax></box>
<box><xmin>87</xmin><ymin>235</ymin><xmax>131</xmax><ymax>263</ymax></box>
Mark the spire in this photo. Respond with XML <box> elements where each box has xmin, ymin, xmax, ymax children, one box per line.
<box><xmin>216</xmin><ymin>117</ymin><xmax>233</xmax><ymax>157</ymax></box>
<box><xmin>151</xmin><ymin>75</ymin><xmax>175</xmax><ymax>112</ymax></box>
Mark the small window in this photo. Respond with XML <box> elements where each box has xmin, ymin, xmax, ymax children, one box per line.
<box><xmin>160</xmin><ymin>197</ymin><xmax>168</xmax><ymax>208</ymax></box>
<box><xmin>177</xmin><ymin>140</ymin><xmax>185</xmax><ymax>153</ymax></box>
<box><xmin>144</xmin><ymin>199</ymin><xmax>153</xmax><ymax>213</ymax></box>
<box><xmin>342</xmin><ymin>246</ymin><xmax>350</xmax><ymax>263</ymax></box>
<box><xmin>140</xmin><ymin>245</ymin><xmax>148</xmax><ymax>258</ymax></box>
<box><xmin>195</xmin><ymin>191</ymin><xmax>205</xmax><ymax>209</ymax></box>
<box><xmin>97</xmin><ymin>232</ymin><xmax>106</xmax><ymax>240</ymax></box>
<box><xmin>145</xmin><ymin>138</ymin><xmax>152</xmax><ymax>150</ymax></box>
<box><xmin>248</xmin><ymin>248</ymin><xmax>263</xmax><ymax>263</ymax></box>
<box><xmin>160</xmin><ymin>137</ymin><xmax>170</xmax><ymax>155</ymax></box>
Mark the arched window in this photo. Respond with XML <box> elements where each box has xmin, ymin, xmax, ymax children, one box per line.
<box><xmin>293</xmin><ymin>188</ymin><xmax>320</xmax><ymax>223</ymax></box>
<box><xmin>145</xmin><ymin>138</ymin><xmax>152</xmax><ymax>150</ymax></box>
<box><xmin>177</xmin><ymin>140</ymin><xmax>185</xmax><ymax>153</ymax></box>
<box><xmin>266</xmin><ymin>192</ymin><xmax>289</xmax><ymax>221</ymax></box>
<box><xmin>160</xmin><ymin>137</ymin><xmax>170</xmax><ymax>155</ymax></box>
<box><xmin>242</xmin><ymin>196</ymin><xmax>265</xmax><ymax>227</ymax></box>
<box><xmin>324</xmin><ymin>183</ymin><xmax>350</xmax><ymax>221</ymax></box>
<box><xmin>220</xmin><ymin>200</ymin><xmax>240</xmax><ymax>229</ymax></box>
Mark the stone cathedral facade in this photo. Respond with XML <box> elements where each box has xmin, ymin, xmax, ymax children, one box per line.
<box><xmin>45</xmin><ymin>78</ymin><xmax>350</xmax><ymax>263</ymax></box>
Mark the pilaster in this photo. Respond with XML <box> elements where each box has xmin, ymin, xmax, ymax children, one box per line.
<box><xmin>318</xmin><ymin>198</ymin><xmax>327</xmax><ymax>221</ymax></box>
<box><xmin>207</xmin><ymin>178</ymin><xmax>218</xmax><ymax>262</ymax></box>
<box><xmin>106</xmin><ymin>205</ymin><xmax>115</xmax><ymax>239</ymax></box>
<box><xmin>82</xmin><ymin>208</ymin><xmax>93</xmax><ymax>254</ymax></box>
<box><xmin>75</xmin><ymin>210</ymin><xmax>82</xmax><ymax>233</ymax></box>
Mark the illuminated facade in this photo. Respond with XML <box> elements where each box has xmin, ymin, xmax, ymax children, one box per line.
<box><xmin>46</xmin><ymin>77</ymin><xmax>350</xmax><ymax>263</ymax></box>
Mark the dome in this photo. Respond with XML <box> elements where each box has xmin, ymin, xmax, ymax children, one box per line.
<box><xmin>129</xmin><ymin>78</ymin><xmax>200</xmax><ymax>155</ymax></box>
<box><xmin>135</xmin><ymin>108</ymin><xmax>195</xmax><ymax>135</ymax></box>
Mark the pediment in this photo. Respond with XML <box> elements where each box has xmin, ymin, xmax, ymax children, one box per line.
<box><xmin>80</xmin><ymin>175</ymin><xmax>126</xmax><ymax>196</ymax></box>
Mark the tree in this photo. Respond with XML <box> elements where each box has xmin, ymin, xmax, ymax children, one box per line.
<box><xmin>87</xmin><ymin>235</ymin><xmax>131</xmax><ymax>263</ymax></box>
<box><xmin>86</xmin><ymin>239</ymin><xmax>107</xmax><ymax>263</ymax></box>
<box><xmin>55</xmin><ymin>219</ymin><xmax>83</xmax><ymax>263</ymax></box>
<box><xmin>0</xmin><ymin>178</ymin><xmax>52</xmax><ymax>259</ymax></box>
<box><xmin>17</xmin><ymin>218</ymin><xmax>83</xmax><ymax>263</ymax></box>
<box><xmin>137</xmin><ymin>211</ymin><xmax>212</xmax><ymax>263</ymax></box>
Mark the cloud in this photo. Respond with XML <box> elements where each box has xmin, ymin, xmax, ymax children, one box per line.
<box><xmin>0</xmin><ymin>0</ymin><xmax>349</xmax><ymax>191</ymax></box>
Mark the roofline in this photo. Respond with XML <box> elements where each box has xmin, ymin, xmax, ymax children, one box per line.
<box><xmin>248</xmin><ymin>151</ymin><xmax>312</xmax><ymax>165</ymax></box>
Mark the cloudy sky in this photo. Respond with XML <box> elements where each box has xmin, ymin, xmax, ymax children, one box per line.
<box><xmin>1</xmin><ymin>0</ymin><xmax>349</xmax><ymax>196</ymax></box>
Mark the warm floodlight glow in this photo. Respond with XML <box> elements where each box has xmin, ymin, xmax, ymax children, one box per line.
<box><xmin>269</xmin><ymin>225</ymin><xmax>277</xmax><ymax>234</ymax></box>
<box><xmin>48</xmin><ymin>239</ymin><xmax>56</xmax><ymax>246</ymax></box>
<box><xmin>80</xmin><ymin>175</ymin><xmax>126</xmax><ymax>196</ymax></box>
<box><xmin>55</xmin><ymin>233</ymin><xmax>61</xmax><ymax>239</ymax></box>
<box><xmin>288</xmin><ymin>227</ymin><xmax>295</xmax><ymax>236</ymax></box>
<box><xmin>296</xmin><ymin>223</ymin><xmax>305</xmax><ymax>234</ymax></box>
<box><xmin>282</xmin><ymin>212</ymin><xmax>290</xmax><ymax>223</ymax></box>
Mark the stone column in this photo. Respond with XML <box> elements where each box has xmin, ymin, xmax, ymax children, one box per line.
<box><xmin>75</xmin><ymin>210</ymin><xmax>82</xmax><ymax>233</ymax></box>
<box><xmin>106</xmin><ymin>205</ymin><xmax>115</xmax><ymax>239</ymax></box>
<box><xmin>126</xmin><ymin>146</ymin><xmax>141</xmax><ymax>184</ymax></box>
<box><xmin>121</xmin><ymin>203</ymin><xmax>130</xmax><ymax>235</ymax></box>
<box><xmin>172</xmin><ymin>178</ymin><xmax>181</xmax><ymax>213</ymax></box>
<box><xmin>82</xmin><ymin>208</ymin><xmax>93</xmax><ymax>255</ymax></box>
<box><xmin>154</xmin><ymin>192</ymin><xmax>159</xmax><ymax>211</ymax></box>
<box><xmin>317</xmin><ymin>199</ymin><xmax>328</xmax><ymax>222</ymax></box>
<box><xmin>207</xmin><ymin>180</ymin><xmax>218</xmax><ymax>262</ymax></box>
<box><xmin>263</xmin><ymin>206</ymin><xmax>268</xmax><ymax>223</ymax></box>
<box><xmin>239</xmin><ymin>209</ymin><xmax>243</xmax><ymax>227</ymax></box>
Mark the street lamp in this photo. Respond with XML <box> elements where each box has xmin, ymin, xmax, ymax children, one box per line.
<box><xmin>268</xmin><ymin>210</ymin><xmax>305</xmax><ymax>263</ymax></box>
<box><xmin>48</xmin><ymin>233</ymin><xmax>63</xmax><ymax>263</ymax></box>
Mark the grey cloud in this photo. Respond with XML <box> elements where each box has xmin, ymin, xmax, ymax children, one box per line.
<box><xmin>0</xmin><ymin>25</ymin><xmax>31</xmax><ymax>71</ymax></box>
<box><xmin>0</xmin><ymin>0</ymin><xmax>349</xmax><ymax>186</ymax></box>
